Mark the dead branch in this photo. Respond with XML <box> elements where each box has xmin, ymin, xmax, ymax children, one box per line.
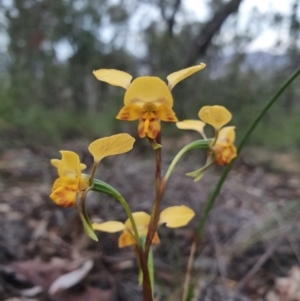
<box><xmin>186</xmin><ymin>0</ymin><xmax>244</xmax><ymax>66</ymax></box>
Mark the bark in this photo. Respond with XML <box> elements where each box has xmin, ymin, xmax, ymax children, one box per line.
<box><xmin>186</xmin><ymin>0</ymin><xmax>244</xmax><ymax>66</ymax></box>
<box><xmin>158</xmin><ymin>0</ymin><xmax>182</xmax><ymax>37</ymax></box>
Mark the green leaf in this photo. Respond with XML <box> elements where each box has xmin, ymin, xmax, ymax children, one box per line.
<box><xmin>92</xmin><ymin>179</ymin><xmax>121</xmax><ymax>198</ymax></box>
<box><xmin>148</xmin><ymin>246</ymin><xmax>155</xmax><ymax>291</ymax></box>
<box><xmin>186</xmin><ymin>283</ymin><xmax>194</xmax><ymax>301</ymax></box>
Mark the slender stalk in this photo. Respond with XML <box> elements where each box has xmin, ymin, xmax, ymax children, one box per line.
<box><xmin>182</xmin><ymin>237</ymin><xmax>197</xmax><ymax>301</ymax></box>
<box><xmin>145</xmin><ymin>132</ymin><xmax>162</xmax><ymax>253</ymax></box>
<box><xmin>182</xmin><ymin>67</ymin><xmax>300</xmax><ymax>300</ymax></box>
<box><xmin>135</xmin><ymin>245</ymin><xmax>153</xmax><ymax>301</ymax></box>
<box><xmin>148</xmin><ymin>246</ymin><xmax>155</xmax><ymax>291</ymax></box>
<box><xmin>164</xmin><ymin>139</ymin><xmax>211</xmax><ymax>181</ymax></box>
<box><xmin>89</xmin><ymin>162</ymin><xmax>99</xmax><ymax>185</ymax></box>
<box><xmin>211</xmin><ymin>128</ymin><xmax>219</xmax><ymax>147</ymax></box>
<box><xmin>140</xmin><ymin>139</ymin><xmax>211</xmax><ymax>300</ymax></box>
<box><xmin>139</xmin><ymin>247</ymin><xmax>153</xmax><ymax>301</ymax></box>
<box><xmin>142</xmin><ymin>131</ymin><xmax>162</xmax><ymax>301</ymax></box>
<box><xmin>80</xmin><ymin>186</ymin><xmax>93</xmax><ymax>224</ymax></box>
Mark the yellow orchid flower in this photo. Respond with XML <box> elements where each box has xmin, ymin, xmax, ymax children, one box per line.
<box><xmin>92</xmin><ymin>205</ymin><xmax>195</xmax><ymax>248</ymax></box>
<box><xmin>50</xmin><ymin>151</ymin><xmax>89</xmax><ymax>207</ymax></box>
<box><xmin>213</xmin><ymin>126</ymin><xmax>237</xmax><ymax>166</ymax></box>
<box><xmin>93</xmin><ymin>64</ymin><xmax>206</xmax><ymax>139</ymax></box>
<box><xmin>50</xmin><ymin>134</ymin><xmax>135</xmax><ymax>207</ymax></box>
<box><xmin>176</xmin><ymin>105</ymin><xmax>236</xmax><ymax>166</ymax></box>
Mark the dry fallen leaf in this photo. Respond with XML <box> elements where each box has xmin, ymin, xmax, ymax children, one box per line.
<box><xmin>49</xmin><ymin>260</ymin><xmax>93</xmax><ymax>295</ymax></box>
<box><xmin>1</xmin><ymin>257</ymin><xmax>88</xmax><ymax>293</ymax></box>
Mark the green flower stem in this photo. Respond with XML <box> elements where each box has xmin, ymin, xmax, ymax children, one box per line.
<box><xmin>80</xmin><ymin>186</ymin><xmax>94</xmax><ymax>224</ymax></box>
<box><xmin>183</xmin><ymin>67</ymin><xmax>300</xmax><ymax>301</ymax></box>
<box><xmin>92</xmin><ymin>180</ymin><xmax>140</xmax><ymax>247</ymax></box>
<box><xmin>211</xmin><ymin>128</ymin><xmax>219</xmax><ymax>147</ymax></box>
<box><xmin>164</xmin><ymin>139</ymin><xmax>211</xmax><ymax>182</ymax></box>
<box><xmin>75</xmin><ymin>203</ymin><xmax>98</xmax><ymax>241</ymax></box>
<box><xmin>89</xmin><ymin>162</ymin><xmax>99</xmax><ymax>185</ymax></box>
<box><xmin>148</xmin><ymin>245</ymin><xmax>154</xmax><ymax>294</ymax></box>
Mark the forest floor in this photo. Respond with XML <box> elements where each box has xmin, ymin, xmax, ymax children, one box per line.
<box><xmin>1</xmin><ymin>137</ymin><xmax>300</xmax><ymax>301</ymax></box>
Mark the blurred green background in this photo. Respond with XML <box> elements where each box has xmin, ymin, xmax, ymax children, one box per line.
<box><xmin>0</xmin><ymin>0</ymin><xmax>299</xmax><ymax>150</ymax></box>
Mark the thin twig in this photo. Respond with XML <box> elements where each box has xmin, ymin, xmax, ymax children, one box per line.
<box><xmin>182</xmin><ymin>238</ymin><xmax>197</xmax><ymax>301</ymax></box>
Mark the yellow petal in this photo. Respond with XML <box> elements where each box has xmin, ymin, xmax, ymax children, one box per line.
<box><xmin>198</xmin><ymin>105</ymin><xmax>232</xmax><ymax>130</ymax></box>
<box><xmin>80</xmin><ymin>163</ymin><xmax>87</xmax><ymax>170</ymax></box>
<box><xmin>176</xmin><ymin>120</ymin><xmax>206</xmax><ymax>136</ymax></box>
<box><xmin>118</xmin><ymin>226</ymin><xmax>160</xmax><ymax>248</ymax></box>
<box><xmin>159</xmin><ymin>205</ymin><xmax>195</xmax><ymax>228</ymax></box>
<box><xmin>52</xmin><ymin>176</ymin><xmax>78</xmax><ymax>192</ymax></box>
<box><xmin>50</xmin><ymin>185</ymin><xmax>78</xmax><ymax>207</ymax></box>
<box><xmin>124</xmin><ymin>77</ymin><xmax>173</xmax><ymax>108</ymax></box>
<box><xmin>118</xmin><ymin>230</ymin><xmax>160</xmax><ymax>248</ymax></box>
<box><xmin>146</xmin><ymin>120</ymin><xmax>161</xmax><ymax>139</ymax></box>
<box><xmin>138</xmin><ymin>118</ymin><xmax>161</xmax><ymax>139</ymax></box>
<box><xmin>79</xmin><ymin>174</ymin><xmax>90</xmax><ymax>190</ymax></box>
<box><xmin>93</xmin><ymin>69</ymin><xmax>132</xmax><ymax>89</ymax></box>
<box><xmin>156</xmin><ymin>105</ymin><xmax>178</xmax><ymax>122</ymax></box>
<box><xmin>213</xmin><ymin>143</ymin><xmax>237</xmax><ymax>166</ymax></box>
<box><xmin>218</xmin><ymin>126</ymin><xmax>236</xmax><ymax>144</ymax></box>
<box><xmin>116</xmin><ymin>104</ymin><xmax>143</xmax><ymax>121</ymax></box>
<box><xmin>92</xmin><ymin>221</ymin><xmax>125</xmax><ymax>233</ymax></box>
<box><xmin>51</xmin><ymin>159</ymin><xmax>86</xmax><ymax>172</ymax></box>
<box><xmin>138</xmin><ymin>120</ymin><xmax>147</xmax><ymax>138</ymax></box>
<box><xmin>51</xmin><ymin>159</ymin><xmax>60</xmax><ymax>169</ymax></box>
<box><xmin>167</xmin><ymin>63</ymin><xmax>206</xmax><ymax>90</ymax></box>
<box><xmin>152</xmin><ymin>232</ymin><xmax>160</xmax><ymax>244</ymax></box>
<box><xmin>88</xmin><ymin>133</ymin><xmax>135</xmax><ymax>163</ymax></box>
<box><xmin>124</xmin><ymin>211</ymin><xmax>151</xmax><ymax>236</ymax></box>
<box><xmin>58</xmin><ymin>151</ymin><xmax>81</xmax><ymax>179</ymax></box>
<box><xmin>118</xmin><ymin>231</ymin><xmax>136</xmax><ymax>248</ymax></box>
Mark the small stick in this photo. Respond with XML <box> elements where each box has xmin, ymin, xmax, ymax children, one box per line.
<box><xmin>182</xmin><ymin>237</ymin><xmax>197</xmax><ymax>301</ymax></box>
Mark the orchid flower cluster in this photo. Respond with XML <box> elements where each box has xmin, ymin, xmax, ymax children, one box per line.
<box><xmin>50</xmin><ymin>63</ymin><xmax>237</xmax><ymax>300</ymax></box>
